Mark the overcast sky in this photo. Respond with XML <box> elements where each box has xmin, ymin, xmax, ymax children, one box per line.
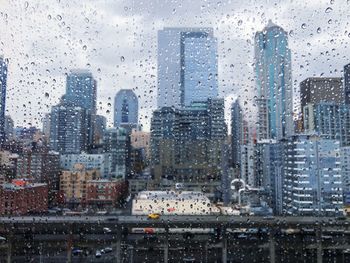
<box><xmin>1</xmin><ymin>0</ymin><xmax>350</xmax><ymax>131</ymax></box>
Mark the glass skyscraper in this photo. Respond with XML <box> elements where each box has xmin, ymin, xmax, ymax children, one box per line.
<box><xmin>65</xmin><ymin>69</ymin><xmax>97</xmax><ymax>113</ymax></box>
<box><xmin>114</xmin><ymin>89</ymin><xmax>138</xmax><ymax>128</ymax></box>
<box><xmin>157</xmin><ymin>27</ymin><xmax>218</xmax><ymax>108</ymax></box>
<box><xmin>255</xmin><ymin>20</ymin><xmax>293</xmax><ymax>140</ymax></box>
<box><xmin>0</xmin><ymin>56</ymin><xmax>8</xmax><ymax>146</ymax></box>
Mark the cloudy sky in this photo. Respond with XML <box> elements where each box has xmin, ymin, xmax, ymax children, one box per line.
<box><xmin>1</xmin><ymin>0</ymin><xmax>350</xmax><ymax>131</ymax></box>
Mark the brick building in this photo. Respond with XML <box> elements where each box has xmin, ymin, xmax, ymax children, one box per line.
<box><xmin>86</xmin><ymin>179</ymin><xmax>128</xmax><ymax>210</ymax></box>
<box><xmin>0</xmin><ymin>180</ymin><xmax>48</xmax><ymax>215</ymax></box>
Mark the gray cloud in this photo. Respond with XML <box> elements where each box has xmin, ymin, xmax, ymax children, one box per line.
<box><xmin>1</xmin><ymin>0</ymin><xmax>350</xmax><ymax>131</ymax></box>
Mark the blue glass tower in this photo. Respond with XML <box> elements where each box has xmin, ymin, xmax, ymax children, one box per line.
<box><xmin>158</xmin><ymin>28</ymin><xmax>218</xmax><ymax>108</ymax></box>
<box><xmin>0</xmin><ymin>56</ymin><xmax>8</xmax><ymax>146</ymax></box>
<box><xmin>65</xmin><ymin>69</ymin><xmax>97</xmax><ymax>113</ymax></box>
<box><xmin>114</xmin><ymin>89</ymin><xmax>138</xmax><ymax>128</ymax></box>
<box><xmin>255</xmin><ymin>20</ymin><xmax>293</xmax><ymax>140</ymax></box>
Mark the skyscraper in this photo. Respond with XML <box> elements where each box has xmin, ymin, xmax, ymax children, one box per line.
<box><xmin>65</xmin><ymin>69</ymin><xmax>97</xmax><ymax>113</ymax></box>
<box><xmin>0</xmin><ymin>56</ymin><xmax>8</xmax><ymax>146</ymax></box>
<box><xmin>157</xmin><ymin>27</ymin><xmax>218</xmax><ymax>108</ymax></box>
<box><xmin>114</xmin><ymin>89</ymin><xmax>138</xmax><ymax>129</ymax></box>
<box><xmin>344</xmin><ymin>63</ymin><xmax>350</xmax><ymax>104</ymax></box>
<box><xmin>49</xmin><ymin>101</ymin><xmax>92</xmax><ymax>154</ymax></box>
<box><xmin>255</xmin><ymin>20</ymin><xmax>293</xmax><ymax>140</ymax></box>
<box><xmin>231</xmin><ymin>99</ymin><xmax>243</xmax><ymax>167</ymax></box>
<box><xmin>150</xmin><ymin>98</ymin><xmax>226</xmax><ymax>199</ymax></box>
<box><xmin>283</xmin><ymin>135</ymin><xmax>343</xmax><ymax>216</ymax></box>
<box><xmin>300</xmin><ymin>77</ymin><xmax>343</xmax><ymax>110</ymax></box>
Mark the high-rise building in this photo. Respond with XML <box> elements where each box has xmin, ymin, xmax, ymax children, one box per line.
<box><xmin>255</xmin><ymin>20</ymin><xmax>293</xmax><ymax>140</ymax></box>
<box><xmin>283</xmin><ymin>135</ymin><xmax>343</xmax><ymax>216</ymax></box>
<box><xmin>114</xmin><ymin>89</ymin><xmax>138</xmax><ymax>129</ymax></box>
<box><xmin>4</xmin><ymin>115</ymin><xmax>14</xmax><ymax>142</ymax></box>
<box><xmin>303</xmin><ymin>102</ymin><xmax>350</xmax><ymax>146</ymax></box>
<box><xmin>103</xmin><ymin>127</ymin><xmax>131</xmax><ymax>179</ymax></box>
<box><xmin>341</xmin><ymin>147</ymin><xmax>350</xmax><ymax>205</ymax></box>
<box><xmin>344</xmin><ymin>63</ymin><xmax>350</xmax><ymax>104</ymax></box>
<box><xmin>42</xmin><ymin>113</ymin><xmax>51</xmax><ymax>141</ymax></box>
<box><xmin>0</xmin><ymin>57</ymin><xmax>8</xmax><ymax>146</ymax></box>
<box><xmin>49</xmin><ymin>102</ymin><xmax>92</xmax><ymax>154</ymax></box>
<box><xmin>231</xmin><ymin>99</ymin><xmax>243</xmax><ymax>167</ymax></box>
<box><xmin>151</xmin><ymin>98</ymin><xmax>226</xmax><ymax>199</ymax></box>
<box><xmin>300</xmin><ymin>77</ymin><xmax>343</xmax><ymax>111</ymax></box>
<box><xmin>256</xmin><ymin>140</ymin><xmax>284</xmax><ymax>214</ymax></box>
<box><xmin>65</xmin><ymin>69</ymin><xmax>97</xmax><ymax>112</ymax></box>
<box><xmin>157</xmin><ymin>27</ymin><xmax>218</xmax><ymax>108</ymax></box>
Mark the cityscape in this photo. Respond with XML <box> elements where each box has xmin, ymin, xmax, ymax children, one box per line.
<box><xmin>1</xmin><ymin>1</ymin><xmax>350</xmax><ymax>262</ymax></box>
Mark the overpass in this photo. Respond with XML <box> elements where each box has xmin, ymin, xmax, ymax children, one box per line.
<box><xmin>0</xmin><ymin>215</ymin><xmax>349</xmax><ymax>263</ymax></box>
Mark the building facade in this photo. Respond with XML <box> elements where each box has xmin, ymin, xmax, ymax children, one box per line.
<box><xmin>231</xmin><ymin>99</ymin><xmax>243</xmax><ymax>167</ymax></box>
<box><xmin>49</xmin><ymin>103</ymin><xmax>92</xmax><ymax>154</ymax></box>
<box><xmin>0</xmin><ymin>57</ymin><xmax>8</xmax><ymax>146</ymax></box>
<box><xmin>255</xmin><ymin>20</ymin><xmax>293</xmax><ymax>140</ymax></box>
<box><xmin>157</xmin><ymin>27</ymin><xmax>218</xmax><ymax>108</ymax></box>
<box><xmin>303</xmin><ymin>102</ymin><xmax>350</xmax><ymax>146</ymax></box>
<box><xmin>65</xmin><ymin>69</ymin><xmax>97</xmax><ymax>113</ymax></box>
<box><xmin>151</xmin><ymin>98</ymin><xmax>226</xmax><ymax>198</ymax></box>
<box><xmin>114</xmin><ymin>89</ymin><xmax>138</xmax><ymax>129</ymax></box>
<box><xmin>283</xmin><ymin>135</ymin><xmax>343</xmax><ymax>216</ymax></box>
<box><xmin>0</xmin><ymin>180</ymin><xmax>48</xmax><ymax>215</ymax></box>
<box><xmin>104</xmin><ymin>127</ymin><xmax>131</xmax><ymax>179</ymax></box>
<box><xmin>344</xmin><ymin>63</ymin><xmax>350</xmax><ymax>104</ymax></box>
<box><xmin>60</xmin><ymin>164</ymin><xmax>100</xmax><ymax>207</ymax></box>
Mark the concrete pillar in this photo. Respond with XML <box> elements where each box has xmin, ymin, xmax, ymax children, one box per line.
<box><xmin>6</xmin><ymin>237</ymin><xmax>12</xmax><ymax>263</ymax></box>
<box><xmin>269</xmin><ymin>228</ymin><xmax>276</xmax><ymax>263</ymax></box>
<box><xmin>116</xmin><ymin>226</ymin><xmax>122</xmax><ymax>263</ymax></box>
<box><xmin>222</xmin><ymin>226</ymin><xmax>227</xmax><ymax>263</ymax></box>
<box><xmin>66</xmin><ymin>233</ymin><xmax>73</xmax><ymax>263</ymax></box>
<box><xmin>164</xmin><ymin>226</ymin><xmax>169</xmax><ymax>263</ymax></box>
<box><xmin>316</xmin><ymin>227</ymin><xmax>322</xmax><ymax>263</ymax></box>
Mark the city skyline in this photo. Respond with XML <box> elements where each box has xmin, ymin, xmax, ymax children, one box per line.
<box><xmin>1</xmin><ymin>0</ymin><xmax>349</xmax><ymax>131</ymax></box>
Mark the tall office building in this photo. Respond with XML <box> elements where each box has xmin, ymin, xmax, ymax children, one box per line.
<box><xmin>256</xmin><ymin>140</ymin><xmax>284</xmax><ymax>215</ymax></box>
<box><xmin>157</xmin><ymin>27</ymin><xmax>218</xmax><ymax>108</ymax></box>
<box><xmin>300</xmin><ymin>77</ymin><xmax>343</xmax><ymax>111</ymax></box>
<box><xmin>0</xmin><ymin>57</ymin><xmax>8</xmax><ymax>146</ymax></box>
<box><xmin>104</xmin><ymin>127</ymin><xmax>131</xmax><ymax>179</ymax></box>
<box><xmin>151</xmin><ymin>98</ymin><xmax>226</xmax><ymax>199</ymax></box>
<box><xmin>255</xmin><ymin>20</ymin><xmax>293</xmax><ymax>140</ymax></box>
<box><xmin>303</xmin><ymin>102</ymin><xmax>350</xmax><ymax>146</ymax></box>
<box><xmin>65</xmin><ymin>70</ymin><xmax>97</xmax><ymax>112</ymax></box>
<box><xmin>344</xmin><ymin>64</ymin><xmax>350</xmax><ymax>104</ymax></box>
<box><xmin>283</xmin><ymin>135</ymin><xmax>343</xmax><ymax>216</ymax></box>
<box><xmin>231</xmin><ymin>99</ymin><xmax>243</xmax><ymax>167</ymax></box>
<box><xmin>49</xmin><ymin>101</ymin><xmax>92</xmax><ymax>154</ymax></box>
<box><xmin>114</xmin><ymin>89</ymin><xmax>138</xmax><ymax>129</ymax></box>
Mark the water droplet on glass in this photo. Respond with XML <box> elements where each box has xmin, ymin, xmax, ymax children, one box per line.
<box><xmin>301</xmin><ymin>23</ymin><xmax>307</xmax><ymax>29</ymax></box>
<box><xmin>24</xmin><ymin>2</ymin><xmax>29</xmax><ymax>9</ymax></box>
<box><xmin>57</xmin><ymin>15</ymin><xmax>62</xmax><ymax>21</ymax></box>
<box><xmin>317</xmin><ymin>27</ymin><xmax>321</xmax><ymax>34</ymax></box>
<box><xmin>82</xmin><ymin>45</ymin><xmax>87</xmax><ymax>51</ymax></box>
<box><xmin>289</xmin><ymin>30</ymin><xmax>294</xmax><ymax>37</ymax></box>
<box><xmin>325</xmin><ymin>7</ymin><xmax>333</xmax><ymax>13</ymax></box>
<box><xmin>120</xmin><ymin>56</ymin><xmax>125</xmax><ymax>62</ymax></box>
<box><xmin>238</xmin><ymin>20</ymin><xmax>242</xmax><ymax>26</ymax></box>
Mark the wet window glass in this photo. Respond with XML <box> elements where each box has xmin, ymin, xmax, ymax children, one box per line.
<box><xmin>0</xmin><ymin>0</ymin><xmax>350</xmax><ymax>262</ymax></box>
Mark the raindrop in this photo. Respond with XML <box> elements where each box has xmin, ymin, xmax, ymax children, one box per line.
<box><xmin>120</xmin><ymin>56</ymin><xmax>125</xmax><ymax>62</ymax></box>
<box><xmin>317</xmin><ymin>27</ymin><xmax>321</xmax><ymax>34</ymax></box>
<box><xmin>82</xmin><ymin>45</ymin><xmax>87</xmax><ymax>51</ymax></box>
<box><xmin>325</xmin><ymin>7</ymin><xmax>333</xmax><ymax>13</ymax></box>
<box><xmin>238</xmin><ymin>20</ymin><xmax>242</xmax><ymax>26</ymax></box>
<box><xmin>301</xmin><ymin>23</ymin><xmax>307</xmax><ymax>29</ymax></box>
<box><xmin>24</xmin><ymin>2</ymin><xmax>29</xmax><ymax>9</ymax></box>
<box><xmin>47</xmin><ymin>14</ymin><xmax>52</xmax><ymax>20</ymax></box>
<box><xmin>289</xmin><ymin>30</ymin><xmax>294</xmax><ymax>37</ymax></box>
<box><xmin>57</xmin><ymin>15</ymin><xmax>62</xmax><ymax>21</ymax></box>
<box><xmin>45</xmin><ymin>92</ymin><xmax>49</xmax><ymax>98</ymax></box>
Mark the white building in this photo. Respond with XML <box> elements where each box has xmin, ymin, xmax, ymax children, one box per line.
<box><xmin>132</xmin><ymin>191</ymin><xmax>219</xmax><ymax>215</ymax></box>
<box><xmin>60</xmin><ymin>153</ymin><xmax>107</xmax><ymax>177</ymax></box>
